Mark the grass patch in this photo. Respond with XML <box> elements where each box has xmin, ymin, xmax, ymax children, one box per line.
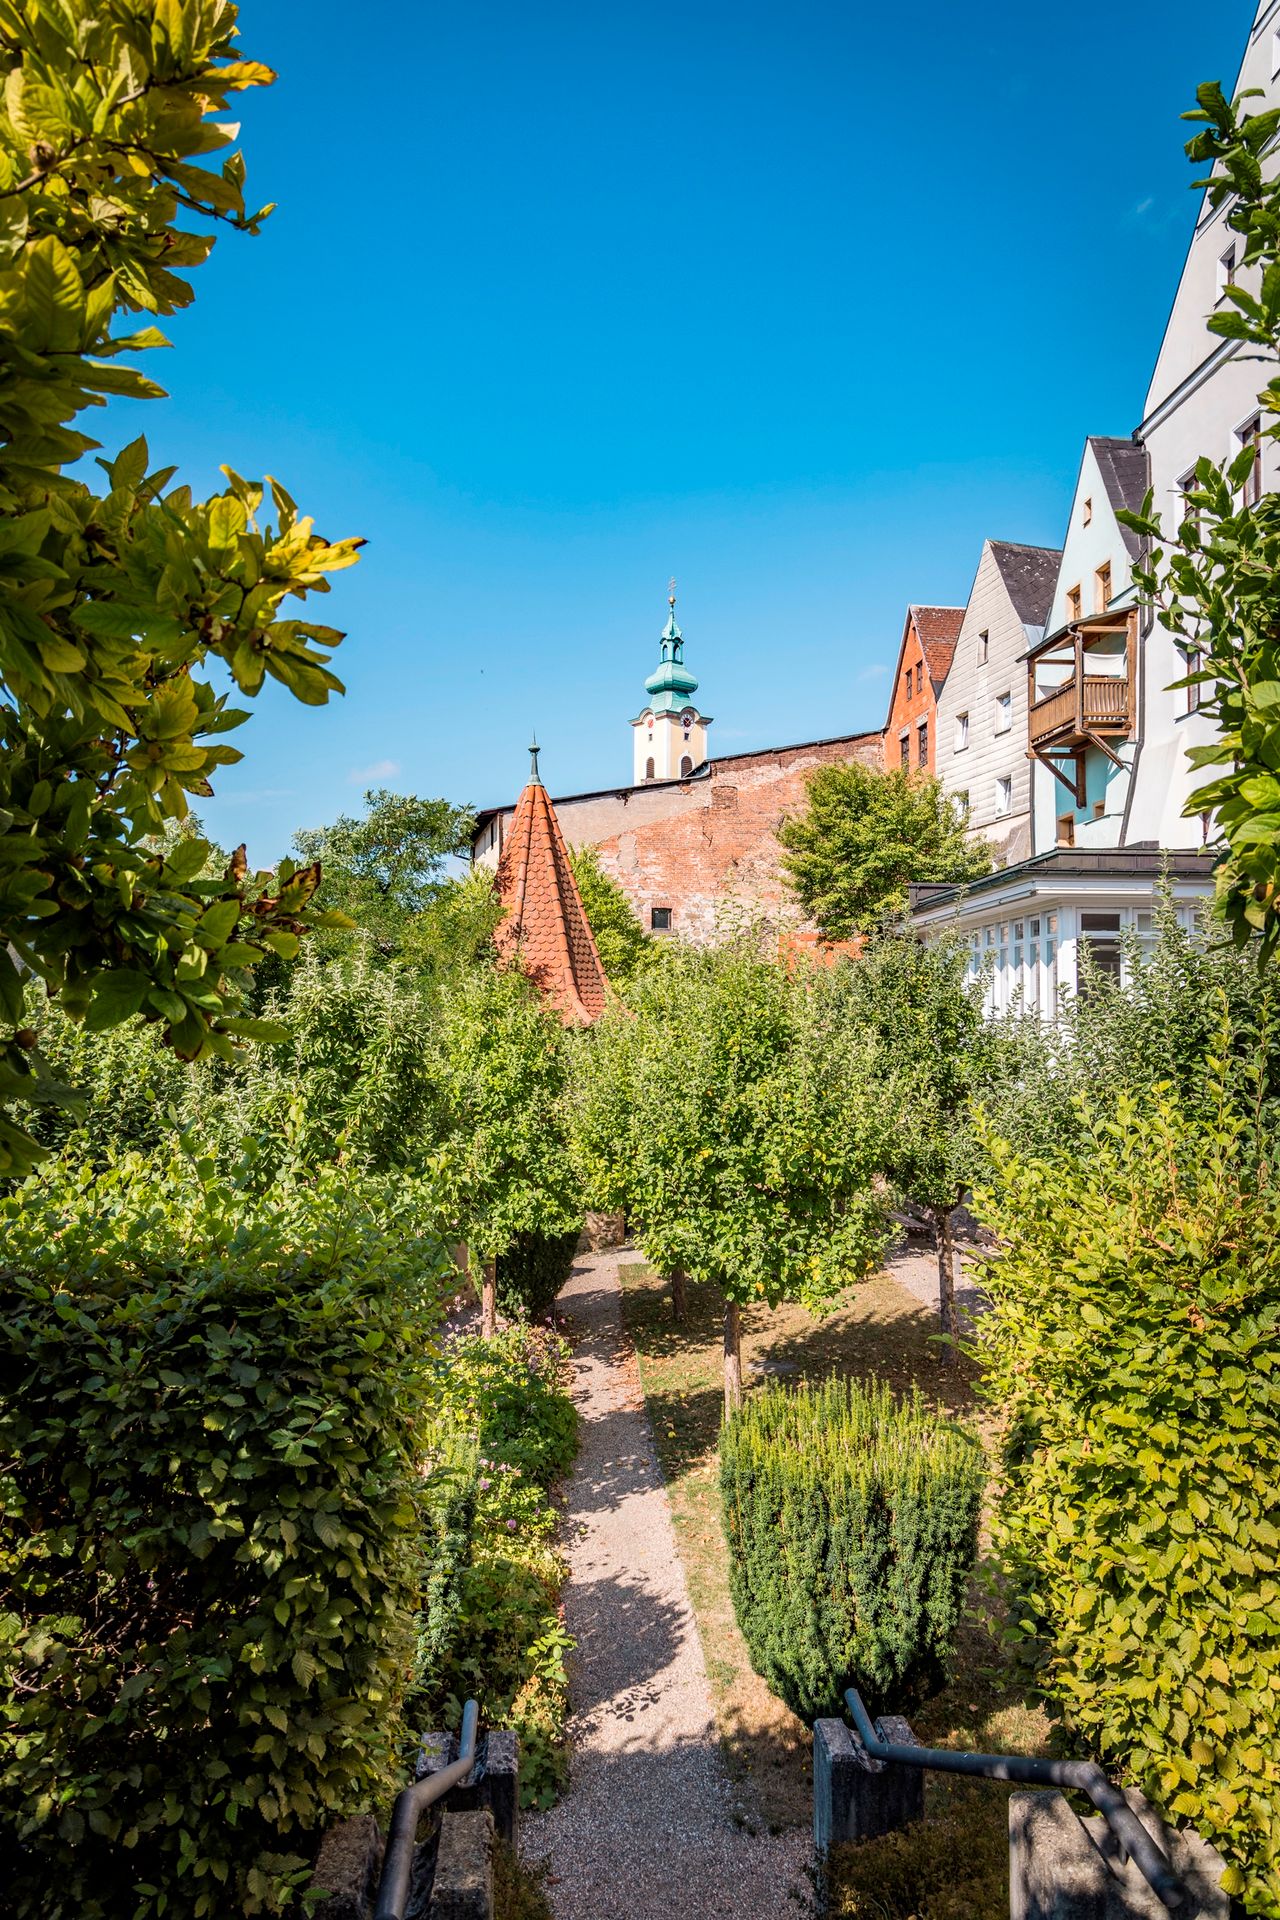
<box><xmin>617</xmin><ymin>1251</ymin><xmax>1048</xmax><ymax>1912</ymax></box>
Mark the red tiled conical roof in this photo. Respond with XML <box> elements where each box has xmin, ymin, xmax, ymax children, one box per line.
<box><xmin>494</xmin><ymin>755</ymin><xmax>610</xmax><ymax>1026</ymax></box>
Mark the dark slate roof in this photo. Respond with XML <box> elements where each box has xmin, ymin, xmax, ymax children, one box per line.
<box><xmin>988</xmin><ymin>541</ymin><xmax>1062</xmax><ymax>627</ymax></box>
<box><xmin>1088</xmin><ymin>436</ymin><xmax>1150</xmax><ymax>560</ymax></box>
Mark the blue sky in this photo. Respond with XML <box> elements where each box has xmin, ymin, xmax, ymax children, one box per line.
<box><xmin>129</xmin><ymin>0</ymin><xmax>1248</xmax><ymax>862</ymax></box>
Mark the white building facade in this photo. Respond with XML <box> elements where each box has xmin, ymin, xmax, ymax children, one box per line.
<box><xmin>935</xmin><ymin>540</ymin><xmax>1060</xmax><ymax>867</ymax></box>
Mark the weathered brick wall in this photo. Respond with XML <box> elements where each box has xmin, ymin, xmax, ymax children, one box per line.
<box><xmin>587</xmin><ymin>735</ymin><xmax>880</xmax><ymax>944</ymax></box>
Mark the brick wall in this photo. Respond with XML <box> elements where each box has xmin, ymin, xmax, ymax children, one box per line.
<box><xmin>474</xmin><ymin>733</ymin><xmax>881</xmax><ymax>947</ymax></box>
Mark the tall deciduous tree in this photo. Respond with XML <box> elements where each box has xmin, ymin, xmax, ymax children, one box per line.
<box><xmin>432</xmin><ymin>964</ymin><xmax>581</xmax><ymax>1337</ymax></box>
<box><xmin>0</xmin><ymin>3</ymin><xmax>360</xmax><ymax>1172</ymax></box>
<box><xmin>572</xmin><ymin>938</ymin><xmax>892</xmax><ymax>1411</ymax></box>
<box><xmin>1121</xmin><ymin>83</ymin><xmax>1280</xmax><ymax>962</ymax></box>
<box><xmin>778</xmin><ymin>765</ymin><xmax>993</xmax><ymax>940</ymax></box>
<box><xmin>293</xmin><ymin>789</ymin><xmax>475</xmax><ymax>956</ymax></box>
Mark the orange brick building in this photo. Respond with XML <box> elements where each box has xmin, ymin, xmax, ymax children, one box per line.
<box><xmin>881</xmin><ymin>605</ymin><xmax>964</xmax><ymax>776</ymax></box>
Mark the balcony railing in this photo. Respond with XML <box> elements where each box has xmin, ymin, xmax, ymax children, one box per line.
<box><xmin>1029</xmin><ymin>671</ymin><xmax>1131</xmax><ymax>749</ymax></box>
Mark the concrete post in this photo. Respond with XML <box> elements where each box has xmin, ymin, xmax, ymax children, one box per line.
<box><xmin>1010</xmin><ymin>1789</ymin><xmax>1231</xmax><ymax>1919</ymax></box>
<box><xmin>429</xmin><ymin>1809</ymin><xmax>493</xmax><ymax>1920</ymax></box>
<box><xmin>813</xmin><ymin>1712</ymin><xmax>925</xmax><ymax>1853</ymax></box>
<box><xmin>417</xmin><ymin>1730</ymin><xmax>520</xmax><ymax>1849</ymax></box>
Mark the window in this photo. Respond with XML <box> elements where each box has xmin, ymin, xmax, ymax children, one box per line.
<box><xmin>1066</xmin><ymin>584</ymin><xmax>1082</xmax><ymax>622</ymax></box>
<box><xmin>1080</xmin><ymin>910</ymin><xmax>1123</xmax><ymax>988</ymax></box>
<box><xmin>917</xmin><ymin>720</ymin><xmax>928</xmax><ymax>766</ymax></box>
<box><xmin>644</xmin><ymin>756</ymin><xmax>655</xmax><ymax>780</ymax></box>
<box><xmin>1239</xmin><ymin>415</ymin><xmax>1263</xmax><ymax>507</ymax></box>
<box><xmin>954</xmin><ymin>790</ymin><xmax>969</xmax><ymax>818</ymax></box>
<box><xmin>1056</xmin><ymin>812</ymin><xmax>1075</xmax><ymax>848</ymax></box>
<box><xmin>679</xmin><ymin>754</ymin><xmax>693</xmax><ymax>777</ymax></box>
<box><xmin>1082</xmin><ymin>496</ymin><xmax>1093</xmax><ymax>527</ymax></box>
<box><xmin>1273</xmin><ymin>25</ymin><xmax>1280</xmax><ymax>76</ymax></box>
<box><xmin>1217</xmin><ymin>245</ymin><xmax>1237</xmax><ymax>302</ymax></box>
<box><xmin>915</xmin><ymin>661</ymin><xmax>924</xmax><ymax>696</ymax></box>
<box><xmin>1183</xmin><ymin>642</ymin><xmax>1203</xmax><ymax>714</ymax></box>
<box><xmin>978</xmin><ymin>630</ymin><xmax>989</xmax><ymax>664</ymax></box>
<box><xmin>994</xmin><ymin>691</ymin><xmax>1012</xmax><ymax>734</ymax></box>
<box><xmin>955</xmin><ymin>711</ymin><xmax>969</xmax><ymax>751</ymax></box>
<box><xmin>650</xmin><ymin>906</ymin><xmax>673</xmax><ymax>932</ymax></box>
<box><xmin>903</xmin><ymin>668</ymin><xmax>912</xmax><ymax>699</ymax></box>
<box><xmin>994</xmin><ymin>775</ymin><xmax>1012</xmax><ymax>816</ymax></box>
<box><xmin>899</xmin><ymin>732</ymin><xmax>910</xmax><ymax>769</ymax></box>
<box><xmin>1095</xmin><ymin>560</ymin><xmax>1112</xmax><ymax>612</ymax></box>
<box><xmin>1180</xmin><ymin>467</ymin><xmax>1202</xmax><ymax>538</ymax></box>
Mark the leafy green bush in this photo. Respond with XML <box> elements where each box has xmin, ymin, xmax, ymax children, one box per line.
<box><xmin>977</xmin><ymin>1068</ymin><xmax>1280</xmax><ymax>1915</ymax></box>
<box><xmin>495</xmin><ymin>1227</ymin><xmax>581</xmax><ymax>1322</ymax></box>
<box><xmin>411</xmin><ymin>1329</ymin><xmax>578</xmax><ymax>1808</ymax></box>
<box><xmin>720</xmin><ymin>1378</ymin><xmax>983</xmax><ymax>1721</ymax></box>
<box><xmin>0</xmin><ymin>1149</ymin><xmax>450</xmax><ymax>1920</ymax></box>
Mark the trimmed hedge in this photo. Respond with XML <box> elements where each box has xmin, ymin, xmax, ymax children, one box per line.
<box><xmin>720</xmin><ymin>1378</ymin><xmax>983</xmax><ymax>1720</ymax></box>
<box><xmin>494</xmin><ymin>1227</ymin><xmax>581</xmax><ymax>1322</ymax></box>
<box><xmin>978</xmin><ymin>1080</ymin><xmax>1280</xmax><ymax>1915</ymax></box>
<box><xmin>0</xmin><ymin>1151</ymin><xmax>449</xmax><ymax>1920</ymax></box>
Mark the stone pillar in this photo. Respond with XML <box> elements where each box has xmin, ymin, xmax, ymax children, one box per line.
<box><xmin>429</xmin><ymin>1809</ymin><xmax>493</xmax><ymax>1920</ymax></box>
<box><xmin>813</xmin><ymin>1713</ymin><xmax>925</xmax><ymax>1853</ymax></box>
<box><xmin>311</xmin><ymin>1815</ymin><xmax>383</xmax><ymax>1920</ymax></box>
<box><xmin>1010</xmin><ymin>1788</ymin><xmax>1230</xmax><ymax>1920</ymax></box>
<box><xmin>417</xmin><ymin>1730</ymin><xmax>520</xmax><ymax>1849</ymax></box>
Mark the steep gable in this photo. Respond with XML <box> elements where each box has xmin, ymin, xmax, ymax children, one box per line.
<box><xmin>494</xmin><ymin>757</ymin><xmax>610</xmax><ymax>1025</ymax></box>
<box><xmin>988</xmin><ymin>541</ymin><xmax>1061</xmax><ymax>631</ymax></box>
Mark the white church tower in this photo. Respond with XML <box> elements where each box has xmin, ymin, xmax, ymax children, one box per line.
<box><xmin>631</xmin><ymin>587</ymin><xmax>713</xmax><ymax>784</ymax></box>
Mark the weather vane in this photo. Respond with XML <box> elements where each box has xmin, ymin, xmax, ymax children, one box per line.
<box><xmin>668</xmin><ymin>576</ymin><xmax>677</xmax><ymax>609</ymax></box>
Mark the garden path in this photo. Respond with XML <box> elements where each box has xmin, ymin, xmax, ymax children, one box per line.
<box><xmin>522</xmin><ymin>1248</ymin><xmax>812</xmax><ymax>1919</ymax></box>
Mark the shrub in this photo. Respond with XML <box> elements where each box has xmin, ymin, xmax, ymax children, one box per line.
<box><xmin>977</xmin><ymin>1069</ymin><xmax>1280</xmax><ymax>1915</ymax></box>
<box><xmin>410</xmin><ymin>1329</ymin><xmax>578</xmax><ymax>1810</ymax></box>
<box><xmin>720</xmin><ymin>1378</ymin><xmax>983</xmax><ymax>1721</ymax></box>
<box><xmin>0</xmin><ymin>1150</ymin><xmax>450</xmax><ymax>1920</ymax></box>
<box><xmin>495</xmin><ymin>1228</ymin><xmax>581</xmax><ymax>1322</ymax></box>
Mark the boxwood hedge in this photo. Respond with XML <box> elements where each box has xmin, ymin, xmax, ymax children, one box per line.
<box><xmin>0</xmin><ymin>1149</ymin><xmax>450</xmax><ymax>1919</ymax></box>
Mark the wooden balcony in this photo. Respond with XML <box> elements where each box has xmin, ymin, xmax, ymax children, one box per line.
<box><xmin>1029</xmin><ymin>671</ymin><xmax>1131</xmax><ymax>749</ymax></box>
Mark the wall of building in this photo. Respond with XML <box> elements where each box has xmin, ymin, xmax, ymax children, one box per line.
<box><xmin>882</xmin><ymin>617</ymin><xmax>938</xmax><ymax>774</ymax></box>
<box><xmin>1031</xmin><ymin>444</ymin><xmax>1140</xmax><ymax>856</ymax></box>
<box><xmin>935</xmin><ymin>543</ymin><xmax>1033</xmax><ymax>867</ymax></box>
<box><xmin>474</xmin><ymin>733</ymin><xmax>881</xmax><ymax>946</ymax></box>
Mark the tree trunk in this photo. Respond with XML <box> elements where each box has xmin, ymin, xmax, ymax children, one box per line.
<box><xmin>723</xmin><ymin>1299</ymin><xmax>743</xmax><ymax>1417</ymax></box>
<box><xmin>936</xmin><ymin>1206</ymin><xmax>959</xmax><ymax>1365</ymax></box>
<box><xmin>481</xmin><ymin>1258</ymin><xmax>498</xmax><ymax>1340</ymax></box>
<box><xmin>670</xmin><ymin>1266</ymin><xmax>688</xmax><ymax>1325</ymax></box>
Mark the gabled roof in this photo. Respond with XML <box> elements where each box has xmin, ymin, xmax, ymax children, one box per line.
<box><xmin>912</xmin><ymin>605</ymin><xmax>965</xmax><ymax>691</ymax></box>
<box><xmin>987</xmin><ymin>541</ymin><xmax>1061</xmax><ymax>627</ymax></box>
<box><xmin>494</xmin><ymin>760</ymin><xmax>610</xmax><ymax>1026</ymax></box>
<box><xmin>1087</xmin><ymin>437</ymin><xmax>1149</xmax><ymax>561</ymax></box>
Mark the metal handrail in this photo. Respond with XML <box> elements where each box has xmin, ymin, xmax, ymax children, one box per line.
<box><xmin>373</xmin><ymin>1698</ymin><xmax>480</xmax><ymax>1920</ymax></box>
<box><xmin>843</xmin><ymin>1689</ymin><xmax>1188</xmax><ymax>1916</ymax></box>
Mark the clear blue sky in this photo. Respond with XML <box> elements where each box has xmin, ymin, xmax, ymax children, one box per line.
<box><xmin>129</xmin><ymin>0</ymin><xmax>1249</xmax><ymax>862</ymax></box>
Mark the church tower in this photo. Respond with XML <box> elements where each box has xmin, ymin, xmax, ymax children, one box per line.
<box><xmin>631</xmin><ymin>587</ymin><xmax>713</xmax><ymax>784</ymax></box>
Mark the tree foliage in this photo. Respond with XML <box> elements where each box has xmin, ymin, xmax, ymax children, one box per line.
<box><xmin>778</xmin><ymin>765</ymin><xmax>993</xmax><ymax>939</ymax></box>
<box><xmin>976</xmin><ymin>1062</ymin><xmax>1280</xmax><ymax>1915</ymax></box>
<box><xmin>0</xmin><ymin>2</ymin><xmax>360</xmax><ymax>1174</ymax></box>
<box><xmin>432</xmin><ymin>964</ymin><xmax>581</xmax><ymax>1267</ymax></box>
<box><xmin>567</xmin><ymin>847</ymin><xmax>652</xmax><ymax>988</ymax></box>
<box><xmin>572</xmin><ymin>937</ymin><xmax>893</xmax><ymax>1405</ymax></box>
<box><xmin>293</xmin><ymin>789</ymin><xmax>475</xmax><ymax>957</ymax></box>
<box><xmin>1121</xmin><ymin>83</ymin><xmax>1280</xmax><ymax>962</ymax></box>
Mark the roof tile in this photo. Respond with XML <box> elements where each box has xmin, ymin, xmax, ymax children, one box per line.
<box><xmin>494</xmin><ymin>778</ymin><xmax>610</xmax><ymax>1025</ymax></box>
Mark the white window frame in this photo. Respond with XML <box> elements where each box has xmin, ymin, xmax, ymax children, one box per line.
<box><xmin>1217</xmin><ymin>245</ymin><xmax>1237</xmax><ymax>303</ymax></box>
<box><xmin>994</xmin><ymin>774</ymin><xmax>1012</xmax><ymax>817</ymax></box>
<box><xmin>955</xmin><ymin>711</ymin><xmax>969</xmax><ymax>752</ymax></box>
<box><xmin>994</xmin><ymin>691</ymin><xmax>1012</xmax><ymax>735</ymax></box>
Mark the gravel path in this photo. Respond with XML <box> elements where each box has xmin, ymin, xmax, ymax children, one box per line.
<box><xmin>523</xmin><ymin>1249</ymin><xmax>813</xmax><ymax>1919</ymax></box>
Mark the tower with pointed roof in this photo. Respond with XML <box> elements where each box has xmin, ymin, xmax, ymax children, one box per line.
<box><xmin>631</xmin><ymin>588</ymin><xmax>713</xmax><ymax>784</ymax></box>
<box><xmin>493</xmin><ymin>744</ymin><xmax>610</xmax><ymax>1026</ymax></box>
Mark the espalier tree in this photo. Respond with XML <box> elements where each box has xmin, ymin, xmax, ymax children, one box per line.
<box><xmin>0</xmin><ymin>1</ymin><xmax>360</xmax><ymax>1172</ymax></box>
<box><xmin>573</xmin><ymin>938</ymin><xmax>893</xmax><ymax>1412</ymax></box>
<box><xmin>1121</xmin><ymin>83</ymin><xmax>1280</xmax><ymax>963</ymax></box>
